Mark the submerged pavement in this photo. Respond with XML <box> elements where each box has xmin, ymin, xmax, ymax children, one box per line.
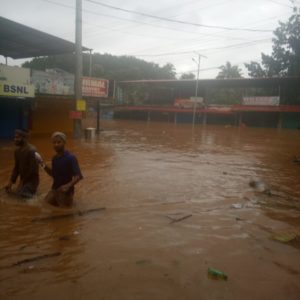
<box><xmin>0</xmin><ymin>120</ymin><xmax>300</xmax><ymax>300</ymax></box>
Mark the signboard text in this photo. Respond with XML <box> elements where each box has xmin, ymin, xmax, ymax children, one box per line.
<box><xmin>243</xmin><ymin>96</ymin><xmax>280</xmax><ymax>106</ymax></box>
<box><xmin>0</xmin><ymin>82</ymin><xmax>35</xmax><ymax>98</ymax></box>
<box><xmin>82</xmin><ymin>77</ymin><xmax>109</xmax><ymax>98</ymax></box>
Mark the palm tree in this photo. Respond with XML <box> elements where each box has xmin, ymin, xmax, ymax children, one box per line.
<box><xmin>217</xmin><ymin>62</ymin><xmax>243</xmax><ymax>79</ymax></box>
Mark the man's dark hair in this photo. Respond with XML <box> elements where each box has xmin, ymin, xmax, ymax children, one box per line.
<box><xmin>15</xmin><ymin>129</ymin><xmax>29</xmax><ymax>138</ymax></box>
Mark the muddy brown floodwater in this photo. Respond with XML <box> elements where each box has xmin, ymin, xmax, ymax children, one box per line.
<box><xmin>1</xmin><ymin>120</ymin><xmax>300</xmax><ymax>300</ymax></box>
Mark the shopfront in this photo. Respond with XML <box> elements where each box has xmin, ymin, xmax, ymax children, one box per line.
<box><xmin>0</xmin><ymin>65</ymin><xmax>35</xmax><ymax>138</ymax></box>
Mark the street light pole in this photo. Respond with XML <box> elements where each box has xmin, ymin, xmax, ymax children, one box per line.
<box><xmin>192</xmin><ymin>54</ymin><xmax>207</xmax><ymax>128</ymax></box>
<box><xmin>74</xmin><ymin>0</ymin><xmax>83</xmax><ymax>138</ymax></box>
<box><xmin>89</xmin><ymin>49</ymin><xmax>93</xmax><ymax>77</ymax></box>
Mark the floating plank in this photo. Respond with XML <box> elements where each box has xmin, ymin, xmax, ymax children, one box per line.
<box><xmin>167</xmin><ymin>214</ymin><xmax>192</xmax><ymax>224</ymax></box>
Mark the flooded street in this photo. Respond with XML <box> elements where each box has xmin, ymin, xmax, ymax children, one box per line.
<box><xmin>1</xmin><ymin>120</ymin><xmax>300</xmax><ymax>300</ymax></box>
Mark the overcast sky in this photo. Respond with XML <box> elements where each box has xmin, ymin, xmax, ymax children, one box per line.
<box><xmin>0</xmin><ymin>0</ymin><xmax>298</xmax><ymax>78</ymax></box>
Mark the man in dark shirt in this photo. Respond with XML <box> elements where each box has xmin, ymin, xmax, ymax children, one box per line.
<box><xmin>5</xmin><ymin>129</ymin><xmax>39</xmax><ymax>198</ymax></box>
<box><xmin>37</xmin><ymin>132</ymin><xmax>83</xmax><ymax>207</ymax></box>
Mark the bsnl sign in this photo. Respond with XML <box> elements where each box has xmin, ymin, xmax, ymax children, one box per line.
<box><xmin>0</xmin><ymin>82</ymin><xmax>35</xmax><ymax>98</ymax></box>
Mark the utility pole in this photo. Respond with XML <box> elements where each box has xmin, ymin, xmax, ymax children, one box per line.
<box><xmin>89</xmin><ymin>49</ymin><xmax>93</xmax><ymax>77</ymax></box>
<box><xmin>74</xmin><ymin>0</ymin><xmax>83</xmax><ymax>138</ymax></box>
<box><xmin>192</xmin><ymin>53</ymin><xmax>207</xmax><ymax>128</ymax></box>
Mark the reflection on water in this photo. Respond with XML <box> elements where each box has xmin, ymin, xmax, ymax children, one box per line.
<box><xmin>1</xmin><ymin>120</ymin><xmax>300</xmax><ymax>300</ymax></box>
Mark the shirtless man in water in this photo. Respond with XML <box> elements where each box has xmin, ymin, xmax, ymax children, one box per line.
<box><xmin>5</xmin><ymin>129</ymin><xmax>39</xmax><ymax>198</ymax></box>
<box><xmin>36</xmin><ymin>132</ymin><xmax>83</xmax><ymax>207</ymax></box>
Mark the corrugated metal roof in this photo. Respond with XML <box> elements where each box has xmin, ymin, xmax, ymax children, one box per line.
<box><xmin>118</xmin><ymin>77</ymin><xmax>300</xmax><ymax>88</ymax></box>
<box><xmin>0</xmin><ymin>17</ymin><xmax>89</xmax><ymax>59</ymax></box>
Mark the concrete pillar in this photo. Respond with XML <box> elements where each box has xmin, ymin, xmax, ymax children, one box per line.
<box><xmin>238</xmin><ymin>113</ymin><xmax>242</xmax><ymax>127</ymax></box>
<box><xmin>277</xmin><ymin>112</ymin><xmax>283</xmax><ymax>129</ymax></box>
<box><xmin>202</xmin><ymin>113</ymin><xmax>207</xmax><ymax>125</ymax></box>
<box><xmin>96</xmin><ymin>99</ymin><xmax>100</xmax><ymax>133</ymax></box>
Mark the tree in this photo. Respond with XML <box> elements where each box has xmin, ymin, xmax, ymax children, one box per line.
<box><xmin>180</xmin><ymin>72</ymin><xmax>195</xmax><ymax>79</ymax></box>
<box><xmin>216</xmin><ymin>61</ymin><xmax>243</xmax><ymax>79</ymax></box>
<box><xmin>244</xmin><ymin>61</ymin><xmax>267</xmax><ymax>78</ymax></box>
<box><xmin>160</xmin><ymin>63</ymin><xmax>176</xmax><ymax>79</ymax></box>
<box><xmin>245</xmin><ymin>7</ymin><xmax>300</xmax><ymax>77</ymax></box>
<box><xmin>22</xmin><ymin>53</ymin><xmax>177</xmax><ymax>80</ymax></box>
<box><xmin>211</xmin><ymin>62</ymin><xmax>243</xmax><ymax>104</ymax></box>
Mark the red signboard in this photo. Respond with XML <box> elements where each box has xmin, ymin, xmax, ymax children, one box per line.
<box><xmin>69</xmin><ymin>111</ymin><xmax>82</xmax><ymax>119</ymax></box>
<box><xmin>82</xmin><ymin>77</ymin><xmax>109</xmax><ymax>98</ymax></box>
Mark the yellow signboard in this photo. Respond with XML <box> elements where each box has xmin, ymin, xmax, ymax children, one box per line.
<box><xmin>0</xmin><ymin>82</ymin><xmax>35</xmax><ymax>98</ymax></box>
<box><xmin>76</xmin><ymin>99</ymin><xmax>86</xmax><ymax>111</ymax></box>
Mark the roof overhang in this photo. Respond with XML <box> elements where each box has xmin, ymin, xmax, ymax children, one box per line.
<box><xmin>118</xmin><ymin>77</ymin><xmax>300</xmax><ymax>88</ymax></box>
<box><xmin>0</xmin><ymin>16</ymin><xmax>89</xmax><ymax>59</ymax></box>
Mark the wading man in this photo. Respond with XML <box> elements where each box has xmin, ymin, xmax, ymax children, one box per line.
<box><xmin>5</xmin><ymin>129</ymin><xmax>39</xmax><ymax>198</ymax></box>
<box><xmin>37</xmin><ymin>132</ymin><xmax>83</xmax><ymax>207</ymax></box>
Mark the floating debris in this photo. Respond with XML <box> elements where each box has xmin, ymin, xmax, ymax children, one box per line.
<box><xmin>231</xmin><ymin>203</ymin><xmax>243</xmax><ymax>209</ymax></box>
<box><xmin>271</xmin><ymin>232</ymin><xmax>298</xmax><ymax>243</ymax></box>
<box><xmin>166</xmin><ymin>214</ymin><xmax>192</xmax><ymax>224</ymax></box>
<box><xmin>207</xmin><ymin>268</ymin><xmax>228</xmax><ymax>281</ymax></box>
<box><xmin>249</xmin><ymin>179</ymin><xmax>271</xmax><ymax>195</ymax></box>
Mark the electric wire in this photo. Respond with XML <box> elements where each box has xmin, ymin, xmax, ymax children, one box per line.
<box><xmin>85</xmin><ymin>0</ymin><xmax>273</xmax><ymax>32</ymax></box>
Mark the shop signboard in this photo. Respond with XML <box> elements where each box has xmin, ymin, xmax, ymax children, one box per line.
<box><xmin>207</xmin><ymin>105</ymin><xmax>231</xmax><ymax>112</ymax></box>
<box><xmin>0</xmin><ymin>65</ymin><xmax>34</xmax><ymax>98</ymax></box>
<box><xmin>174</xmin><ymin>97</ymin><xmax>204</xmax><ymax>108</ymax></box>
<box><xmin>0</xmin><ymin>82</ymin><xmax>35</xmax><ymax>98</ymax></box>
<box><xmin>190</xmin><ymin>96</ymin><xmax>204</xmax><ymax>104</ymax></box>
<box><xmin>76</xmin><ymin>99</ymin><xmax>86</xmax><ymax>111</ymax></box>
<box><xmin>69</xmin><ymin>111</ymin><xmax>82</xmax><ymax>119</ymax></box>
<box><xmin>32</xmin><ymin>69</ymin><xmax>74</xmax><ymax>95</ymax></box>
<box><xmin>82</xmin><ymin>77</ymin><xmax>109</xmax><ymax>98</ymax></box>
<box><xmin>242</xmin><ymin>96</ymin><xmax>280</xmax><ymax>106</ymax></box>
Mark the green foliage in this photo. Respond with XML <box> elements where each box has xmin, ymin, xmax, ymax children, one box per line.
<box><xmin>22</xmin><ymin>54</ymin><xmax>76</xmax><ymax>73</ymax></box>
<box><xmin>211</xmin><ymin>62</ymin><xmax>243</xmax><ymax>104</ymax></box>
<box><xmin>244</xmin><ymin>61</ymin><xmax>267</xmax><ymax>78</ymax></box>
<box><xmin>22</xmin><ymin>53</ymin><xmax>176</xmax><ymax>80</ymax></box>
<box><xmin>245</xmin><ymin>8</ymin><xmax>300</xmax><ymax>77</ymax></box>
<box><xmin>206</xmin><ymin>88</ymin><xmax>243</xmax><ymax>105</ymax></box>
<box><xmin>216</xmin><ymin>61</ymin><xmax>243</xmax><ymax>79</ymax></box>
